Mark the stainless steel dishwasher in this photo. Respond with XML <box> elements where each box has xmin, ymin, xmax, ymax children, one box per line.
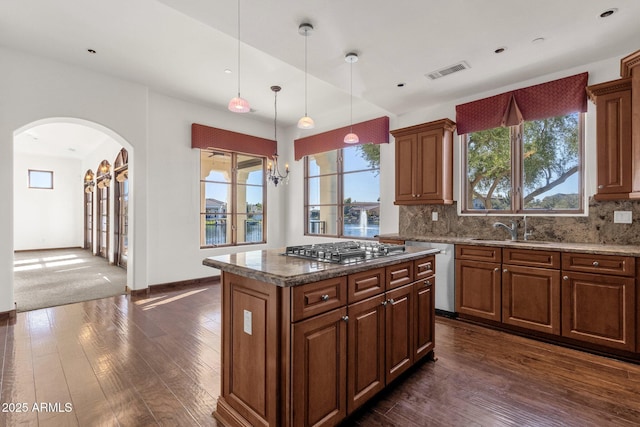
<box><xmin>406</xmin><ymin>241</ymin><xmax>455</xmax><ymax>314</ymax></box>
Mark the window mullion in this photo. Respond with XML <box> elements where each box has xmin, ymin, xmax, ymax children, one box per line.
<box><xmin>231</xmin><ymin>154</ymin><xmax>238</xmax><ymax>245</ymax></box>
<box><xmin>512</xmin><ymin>125</ymin><xmax>523</xmax><ymax>212</ymax></box>
<box><xmin>337</xmin><ymin>149</ymin><xmax>344</xmax><ymax>237</ymax></box>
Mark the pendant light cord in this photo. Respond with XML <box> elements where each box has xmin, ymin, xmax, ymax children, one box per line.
<box><xmin>349</xmin><ymin>59</ymin><xmax>354</xmax><ymax>133</ymax></box>
<box><xmin>236</xmin><ymin>0</ymin><xmax>241</xmax><ymax>97</ymax></box>
<box><xmin>304</xmin><ymin>29</ymin><xmax>308</xmax><ymax>116</ymax></box>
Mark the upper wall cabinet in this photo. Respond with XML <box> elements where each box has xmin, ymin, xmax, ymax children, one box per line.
<box><xmin>587</xmin><ymin>48</ymin><xmax>640</xmax><ymax>200</ymax></box>
<box><xmin>391</xmin><ymin>119</ymin><xmax>456</xmax><ymax>205</ymax></box>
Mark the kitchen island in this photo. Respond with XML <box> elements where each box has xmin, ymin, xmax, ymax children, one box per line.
<box><xmin>203</xmin><ymin>244</ymin><xmax>439</xmax><ymax>427</ymax></box>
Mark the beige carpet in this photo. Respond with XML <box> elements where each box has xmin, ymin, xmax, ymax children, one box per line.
<box><xmin>13</xmin><ymin>248</ymin><xmax>127</xmax><ymax>312</ymax></box>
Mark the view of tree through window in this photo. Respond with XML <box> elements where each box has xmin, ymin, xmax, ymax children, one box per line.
<box><xmin>463</xmin><ymin>112</ymin><xmax>582</xmax><ymax>213</ymax></box>
<box><xmin>305</xmin><ymin>144</ymin><xmax>380</xmax><ymax>239</ymax></box>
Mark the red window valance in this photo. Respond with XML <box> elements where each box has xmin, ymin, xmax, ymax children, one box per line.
<box><xmin>191</xmin><ymin>123</ymin><xmax>276</xmax><ymax>158</ymax></box>
<box><xmin>294</xmin><ymin>116</ymin><xmax>389</xmax><ymax>161</ymax></box>
<box><xmin>455</xmin><ymin>72</ymin><xmax>589</xmax><ymax>135</ymax></box>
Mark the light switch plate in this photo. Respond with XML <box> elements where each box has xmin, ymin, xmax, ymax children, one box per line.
<box><xmin>432</xmin><ymin>211</ymin><xmax>438</xmax><ymax>221</ymax></box>
<box><xmin>614</xmin><ymin>210</ymin><xmax>632</xmax><ymax>224</ymax></box>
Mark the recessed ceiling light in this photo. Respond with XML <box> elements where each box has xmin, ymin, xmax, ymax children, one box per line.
<box><xmin>224</xmin><ymin>68</ymin><xmax>232</xmax><ymax>74</ymax></box>
<box><xmin>68</xmin><ymin>148</ymin><xmax>76</xmax><ymax>152</ymax></box>
<box><xmin>87</xmin><ymin>49</ymin><xmax>96</xmax><ymax>54</ymax></box>
<box><xmin>600</xmin><ymin>8</ymin><xmax>617</xmax><ymax>18</ymax></box>
<box><xmin>494</xmin><ymin>47</ymin><xmax>506</xmax><ymax>54</ymax></box>
<box><xmin>532</xmin><ymin>37</ymin><xmax>545</xmax><ymax>44</ymax></box>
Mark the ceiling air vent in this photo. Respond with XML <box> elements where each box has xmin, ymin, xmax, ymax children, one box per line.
<box><xmin>426</xmin><ymin>61</ymin><xmax>470</xmax><ymax>80</ymax></box>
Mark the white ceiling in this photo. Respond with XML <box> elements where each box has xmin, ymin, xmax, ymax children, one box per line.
<box><xmin>4</xmin><ymin>0</ymin><xmax>640</xmax><ymax>154</ymax></box>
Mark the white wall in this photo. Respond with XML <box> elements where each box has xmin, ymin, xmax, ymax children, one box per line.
<box><xmin>13</xmin><ymin>154</ymin><xmax>82</xmax><ymax>250</ymax></box>
<box><xmin>145</xmin><ymin>92</ymin><xmax>286</xmax><ymax>285</ymax></box>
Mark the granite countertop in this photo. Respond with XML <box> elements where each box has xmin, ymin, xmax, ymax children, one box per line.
<box><xmin>378</xmin><ymin>234</ymin><xmax>640</xmax><ymax>257</ymax></box>
<box><xmin>202</xmin><ymin>246</ymin><xmax>439</xmax><ymax>287</ymax></box>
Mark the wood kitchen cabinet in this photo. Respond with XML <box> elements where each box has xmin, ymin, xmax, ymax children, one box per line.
<box><xmin>586</xmin><ymin>78</ymin><xmax>634</xmax><ymax>200</ymax></box>
<box><xmin>391</xmin><ymin>119</ymin><xmax>455</xmax><ymax>205</ymax></box>
<box><xmin>561</xmin><ymin>253</ymin><xmax>636</xmax><ymax>352</ymax></box>
<box><xmin>414</xmin><ymin>275</ymin><xmax>435</xmax><ymax>360</ymax></box>
<box><xmin>586</xmin><ymin>48</ymin><xmax>640</xmax><ymax>200</ymax></box>
<box><xmin>293</xmin><ymin>307</ymin><xmax>348</xmax><ymax>427</ymax></box>
<box><xmin>455</xmin><ymin>245</ymin><xmax>502</xmax><ymax>322</ymax></box>
<box><xmin>502</xmin><ymin>248</ymin><xmax>561</xmax><ymax>335</ymax></box>
<box><xmin>385</xmin><ymin>283</ymin><xmax>414</xmax><ymax>383</ymax></box>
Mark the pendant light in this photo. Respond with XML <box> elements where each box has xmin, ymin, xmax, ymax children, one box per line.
<box><xmin>267</xmin><ymin>85</ymin><xmax>290</xmax><ymax>187</ymax></box>
<box><xmin>297</xmin><ymin>23</ymin><xmax>315</xmax><ymax>129</ymax></box>
<box><xmin>228</xmin><ymin>0</ymin><xmax>250</xmax><ymax>113</ymax></box>
<box><xmin>344</xmin><ymin>52</ymin><xmax>359</xmax><ymax>143</ymax></box>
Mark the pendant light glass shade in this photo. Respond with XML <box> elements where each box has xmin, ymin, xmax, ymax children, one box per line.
<box><xmin>228</xmin><ymin>0</ymin><xmax>250</xmax><ymax>113</ymax></box>
<box><xmin>297</xmin><ymin>23</ymin><xmax>315</xmax><ymax>129</ymax></box>
<box><xmin>228</xmin><ymin>96</ymin><xmax>250</xmax><ymax>113</ymax></box>
<box><xmin>297</xmin><ymin>116</ymin><xmax>315</xmax><ymax>129</ymax></box>
<box><xmin>344</xmin><ymin>52</ymin><xmax>359</xmax><ymax>143</ymax></box>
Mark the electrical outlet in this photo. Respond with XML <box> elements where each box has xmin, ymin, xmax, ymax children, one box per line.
<box><xmin>614</xmin><ymin>210</ymin><xmax>632</xmax><ymax>224</ymax></box>
<box><xmin>432</xmin><ymin>211</ymin><xmax>438</xmax><ymax>221</ymax></box>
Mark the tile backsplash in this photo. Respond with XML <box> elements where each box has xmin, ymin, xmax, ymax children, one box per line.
<box><xmin>399</xmin><ymin>198</ymin><xmax>640</xmax><ymax>245</ymax></box>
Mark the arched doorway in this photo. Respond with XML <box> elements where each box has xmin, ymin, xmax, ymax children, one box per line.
<box><xmin>113</xmin><ymin>148</ymin><xmax>129</xmax><ymax>269</ymax></box>
<box><xmin>13</xmin><ymin>118</ymin><xmax>134</xmax><ymax>311</ymax></box>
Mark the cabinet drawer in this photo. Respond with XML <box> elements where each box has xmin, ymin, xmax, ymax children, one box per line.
<box><xmin>503</xmin><ymin>248</ymin><xmax>560</xmax><ymax>269</ymax></box>
<box><xmin>292</xmin><ymin>277</ymin><xmax>347</xmax><ymax>321</ymax></box>
<box><xmin>386</xmin><ymin>261</ymin><xmax>414</xmax><ymax>290</ymax></box>
<box><xmin>348</xmin><ymin>267</ymin><xmax>385</xmax><ymax>304</ymax></box>
<box><xmin>378</xmin><ymin>238</ymin><xmax>405</xmax><ymax>245</ymax></box>
<box><xmin>456</xmin><ymin>245</ymin><xmax>502</xmax><ymax>263</ymax></box>
<box><xmin>562</xmin><ymin>253</ymin><xmax>635</xmax><ymax>277</ymax></box>
<box><xmin>414</xmin><ymin>256</ymin><xmax>435</xmax><ymax>279</ymax></box>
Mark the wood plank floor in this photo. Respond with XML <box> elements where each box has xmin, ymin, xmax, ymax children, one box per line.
<box><xmin>2</xmin><ymin>282</ymin><xmax>640</xmax><ymax>426</ymax></box>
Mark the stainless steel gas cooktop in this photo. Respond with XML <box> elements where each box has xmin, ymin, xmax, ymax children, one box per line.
<box><xmin>284</xmin><ymin>241</ymin><xmax>406</xmax><ymax>264</ymax></box>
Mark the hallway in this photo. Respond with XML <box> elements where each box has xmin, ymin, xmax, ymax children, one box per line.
<box><xmin>13</xmin><ymin>248</ymin><xmax>126</xmax><ymax>312</ymax></box>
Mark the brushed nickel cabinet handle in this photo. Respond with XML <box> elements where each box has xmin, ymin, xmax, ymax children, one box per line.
<box><xmin>381</xmin><ymin>300</ymin><xmax>388</xmax><ymax>306</ymax></box>
<box><xmin>503</xmin><ymin>269</ymin><xmax>508</xmax><ymax>273</ymax></box>
<box><xmin>598</xmin><ymin>184</ymin><xmax>604</xmax><ymax>189</ymax></box>
<box><xmin>494</xmin><ymin>267</ymin><xmax>499</xmax><ymax>272</ymax></box>
<box><xmin>592</xmin><ymin>261</ymin><xmax>599</xmax><ymax>267</ymax></box>
<box><xmin>563</xmin><ymin>276</ymin><xmax>569</xmax><ymax>281</ymax></box>
<box><xmin>321</xmin><ymin>294</ymin><xmax>329</xmax><ymax>301</ymax></box>
<box><xmin>388</xmin><ymin>298</ymin><xmax>395</xmax><ymax>304</ymax></box>
<box><xmin>341</xmin><ymin>315</ymin><xmax>349</xmax><ymax>323</ymax></box>
<box><xmin>425</xmin><ymin>280</ymin><xmax>432</xmax><ymax>286</ymax></box>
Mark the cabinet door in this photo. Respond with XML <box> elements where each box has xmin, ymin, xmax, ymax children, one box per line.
<box><xmin>415</xmin><ymin>129</ymin><xmax>444</xmax><ymax>202</ymax></box>
<box><xmin>385</xmin><ymin>284</ymin><xmax>414</xmax><ymax>383</ymax></box>
<box><xmin>502</xmin><ymin>265</ymin><xmax>561</xmax><ymax>335</ymax></box>
<box><xmin>413</xmin><ymin>276</ymin><xmax>435</xmax><ymax>360</ymax></box>
<box><xmin>395</xmin><ymin>133</ymin><xmax>417</xmax><ymax>202</ymax></box>
<box><xmin>292</xmin><ymin>307</ymin><xmax>347</xmax><ymax>427</ymax></box>
<box><xmin>561</xmin><ymin>272</ymin><xmax>635</xmax><ymax>352</ymax></box>
<box><xmin>595</xmin><ymin>89</ymin><xmax>632</xmax><ymax>198</ymax></box>
<box><xmin>347</xmin><ymin>295</ymin><xmax>385</xmax><ymax>414</ymax></box>
<box><xmin>455</xmin><ymin>259</ymin><xmax>501</xmax><ymax>321</ymax></box>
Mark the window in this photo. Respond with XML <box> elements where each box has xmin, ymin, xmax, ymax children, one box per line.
<box><xmin>304</xmin><ymin>144</ymin><xmax>380</xmax><ymax>239</ymax></box>
<box><xmin>462</xmin><ymin>112</ymin><xmax>583</xmax><ymax>213</ymax></box>
<box><xmin>28</xmin><ymin>169</ymin><xmax>53</xmax><ymax>189</ymax></box>
<box><xmin>200</xmin><ymin>149</ymin><xmax>265</xmax><ymax>247</ymax></box>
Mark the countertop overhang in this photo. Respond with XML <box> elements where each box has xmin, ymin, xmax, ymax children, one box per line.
<box><xmin>203</xmin><ymin>246</ymin><xmax>439</xmax><ymax>287</ymax></box>
<box><xmin>379</xmin><ymin>234</ymin><xmax>640</xmax><ymax>257</ymax></box>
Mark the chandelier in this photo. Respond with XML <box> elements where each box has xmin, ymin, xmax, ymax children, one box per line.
<box><xmin>267</xmin><ymin>85</ymin><xmax>289</xmax><ymax>186</ymax></box>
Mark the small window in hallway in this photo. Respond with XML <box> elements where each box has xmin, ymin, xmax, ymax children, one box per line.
<box><xmin>28</xmin><ymin>169</ymin><xmax>53</xmax><ymax>189</ymax></box>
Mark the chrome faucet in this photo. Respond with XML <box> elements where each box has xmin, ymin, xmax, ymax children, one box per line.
<box><xmin>493</xmin><ymin>220</ymin><xmax>518</xmax><ymax>240</ymax></box>
<box><xmin>523</xmin><ymin>215</ymin><xmax>533</xmax><ymax>241</ymax></box>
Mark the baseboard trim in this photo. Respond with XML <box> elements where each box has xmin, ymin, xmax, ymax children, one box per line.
<box><xmin>129</xmin><ymin>275</ymin><xmax>221</xmax><ymax>297</ymax></box>
<box><xmin>14</xmin><ymin>246</ymin><xmax>84</xmax><ymax>253</ymax></box>
<box><xmin>0</xmin><ymin>308</ymin><xmax>17</xmax><ymax>321</ymax></box>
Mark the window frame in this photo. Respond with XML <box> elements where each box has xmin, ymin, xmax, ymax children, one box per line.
<box><xmin>460</xmin><ymin>113</ymin><xmax>585</xmax><ymax>215</ymax></box>
<box><xmin>303</xmin><ymin>145</ymin><xmax>381</xmax><ymax>239</ymax></box>
<box><xmin>28</xmin><ymin>169</ymin><xmax>53</xmax><ymax>189</ymax></box>
<box><xmin>200</xmin><ymin>149</ymin><xmax>267</xmax><ymax>248</ymax></box>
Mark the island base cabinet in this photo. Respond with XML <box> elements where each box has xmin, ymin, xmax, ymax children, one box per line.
<box><xmin>385</xmin><ymin>283</ymin><xmax>414</xmax><ymax>384</ymax></box>
<box><xmin>215</xmin><ymin>273</ymin><xmax>279</xmax><ymax>427</ymax></box>
<box><xmin>562</xmin><ymin>272</ymin><xmax>636</xmax><ymax>352</ymax></box>
<box><xmin>292</xmin><ymin>307</ymin><xmax>347</xmax><ymax>427</ymax></box>
<box><xmin>347</xmin><ymin>295</ymin><xmax>386</xmax><ymax>414</ymax></box>
<box><xmin>414</xmin><ymin>276</ymin><xmax>435</xmax><ymax>359</ymax></box>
